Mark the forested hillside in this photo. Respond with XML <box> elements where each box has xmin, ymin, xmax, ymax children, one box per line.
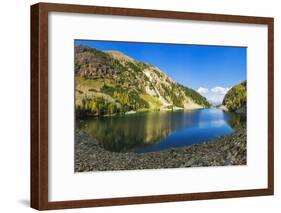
<box><xmin>75</xmin><ymin>45</ymin><xmax>210</xmax><ymax>117</ymax></box>
<box><xmin>222</xmin><ymin>81</ymin><xmax>246</xmax><ymax>114</ymax></box>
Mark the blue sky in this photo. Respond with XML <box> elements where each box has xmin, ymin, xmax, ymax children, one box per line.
<box><xmin>75</xmin><ymin>40</ymin><xmax>246</xmax><ymax>104</ymax></box>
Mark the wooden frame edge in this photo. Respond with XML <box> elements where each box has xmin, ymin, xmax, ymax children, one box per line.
<box><xmin>35</xmin><ymin>2</ymin><xmax>274</xmax><ymax>24</ymax></box>
<box><xmin>267</xmin><ymin>18</ymin><xmax>274</xmax><ymax>195</ymax></box>
<box><xmin>39</xmin><ymin>189</ymin><xmax>272</xmax><ymax>210</ymax></box>
<box><xmin>30</xmin><ymin>2</ymin><xmax>274</xmax><ymax>210</ymax></box>
<box><xmin>31</xmin><ymin>3</ymin><xmax>49</xmax><ymax>210</ymax></box>
<box><xmin>31</xmin><ymin>3</ymin><xmax>40</xmax><ymax>209</ymax></box>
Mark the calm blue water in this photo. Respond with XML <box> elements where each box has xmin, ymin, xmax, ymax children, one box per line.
<box><xmin>77</xmin><ymin>109</ymin><xmax>243</xmax><ymax>153</ymax></box>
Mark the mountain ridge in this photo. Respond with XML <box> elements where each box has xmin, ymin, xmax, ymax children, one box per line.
<box><xmin>104</xmin><ymin>50</ymin><xmax>135</xmax><ymax>63</ymax></box>
<box><xmin>75</xmin><ymin>45</ymin><xmax>210</xmax><ymax>117</ymax></box>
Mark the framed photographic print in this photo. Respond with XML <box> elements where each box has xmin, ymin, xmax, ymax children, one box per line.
<box><xmin>31</xmin><ymin>2</ymin><xmax>274</xmax><ymax>210</ymax></box>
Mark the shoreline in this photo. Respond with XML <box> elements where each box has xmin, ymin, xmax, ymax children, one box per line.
<box><xmin>76</xmin><ymin>106</ymin><xmax>210</xmax><ymax>119</ymax></box>
<box><xmin>75</xmin><ymin>126</ymin><xmax>246</xmax><ymax>172</ymax></box>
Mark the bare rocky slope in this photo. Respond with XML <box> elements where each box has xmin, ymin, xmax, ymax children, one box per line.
<box><xmin>75</xmin><ymin>45</ymin><xmax>210</xmax><ymax>117</ymax></box>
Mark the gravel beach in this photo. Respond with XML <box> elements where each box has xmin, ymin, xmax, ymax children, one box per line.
<box><xmin>75</xmin><ymin>126</ymin><xmax>246</xmax><ymax>172</ymax></box>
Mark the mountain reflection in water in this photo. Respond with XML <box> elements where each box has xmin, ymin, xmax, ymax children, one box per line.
<box><xmin>77</xmin><ymin>109</ymin><xmax>244</xmax><ymax>153</ymax></box>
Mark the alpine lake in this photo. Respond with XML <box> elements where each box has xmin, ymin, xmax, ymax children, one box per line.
<box><xmin>76</xmin><ymin>108</ymin><xmax>245</xmax><ymax>153</ymax></box>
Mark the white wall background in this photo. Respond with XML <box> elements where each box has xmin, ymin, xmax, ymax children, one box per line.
<box><xmin>0</xmin><ymin>0</ymin><xmax>279</xmax><ymax>212</ymax></box>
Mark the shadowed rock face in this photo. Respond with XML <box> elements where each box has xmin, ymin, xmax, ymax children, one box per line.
<box><xmin>236</xmin><ymin>103</ymin><xmax>246</xmax><ymax>115</ymax></box>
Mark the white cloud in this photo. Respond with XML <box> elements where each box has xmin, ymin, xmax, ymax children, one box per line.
<box><xmin>197</xmin><ymin>87</ymin><xmax>209</xmax><ymax>94</ymax></box>
<box><xmin>197</xmin><ymin>86</ymin><xmax>231</xmax><ymax>105</ymax></box>
<box><xmin>211</xmin><ymin>86</ymin><xmax>230</xmax><ymax>95</ymax></box>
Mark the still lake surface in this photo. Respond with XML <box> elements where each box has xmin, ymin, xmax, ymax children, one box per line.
<box><xmin>77</xmin><ymin>108</ymin><xmax>243</xmax><ymax>153</ymax></box>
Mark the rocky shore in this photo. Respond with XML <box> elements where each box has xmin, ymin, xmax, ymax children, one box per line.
<box><xmin>75</xmin><ymin>127</ymin><xmax>246</xmax><ymax>172</ymax></box>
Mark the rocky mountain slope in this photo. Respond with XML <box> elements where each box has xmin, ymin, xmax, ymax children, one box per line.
<box><xmin>75</xmin><ymin>45</ymin><xmax>210</xmax><ymax>117</ymax></box>
<box><xmin>222</xmin><ymin>81</ymin><xmax>247</xmax><ymax>115</ymax></box>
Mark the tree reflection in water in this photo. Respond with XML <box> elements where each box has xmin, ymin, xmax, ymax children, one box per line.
<box><xmin>77</xmin><ymin>109</ymin><xmax>245</xmax><ymax>153</ymax></box>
